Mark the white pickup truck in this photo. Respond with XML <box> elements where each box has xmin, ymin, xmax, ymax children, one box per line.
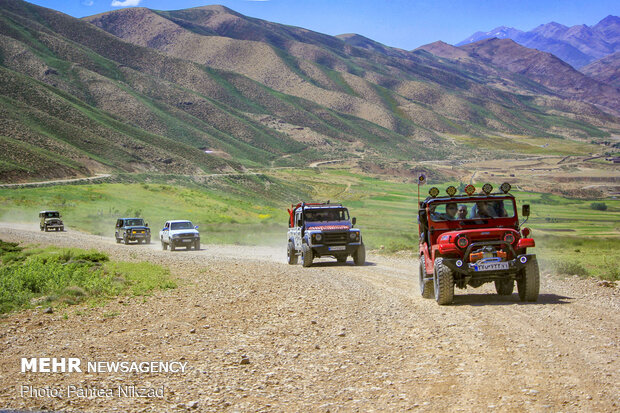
<box><xmin>160</xmin><ymin>220</ymin><xmax>200</xmax><ymax>251</ymax></box>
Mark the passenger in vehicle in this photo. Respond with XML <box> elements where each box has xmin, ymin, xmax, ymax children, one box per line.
<box><xmin>445</xmin><ymin>203</ymin><xmax>458</xmax><ymax>220</ymax></box>
<box><xmin>457</xmin><ymin>205</ymin><xmax>468</xmax><ymax>219</ymax></box>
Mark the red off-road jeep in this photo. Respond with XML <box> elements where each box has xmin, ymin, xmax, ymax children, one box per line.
<box><xmin>418</xmin><ymin>183</ymin><xmax>539</xmax><ymax>305</ymax></box>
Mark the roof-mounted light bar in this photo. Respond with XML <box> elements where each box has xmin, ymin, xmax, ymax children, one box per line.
<box><xmin>464</xmin><ymin>184</ymin><xmax>476</xmax><ymax>196</ymax></box>
<box><xmin>500</xmin><ymin>182</ymin><xmax>512</xmax><ymax>193</ymax></box>
<box><xmin>429</xmin><ymin>187</ymin><xmax>440</xmax><ymax>197</ymax></box>
<box><xmin>482</xmin><ymin>183</ymin><xmax>493</xmax><ymax>195</ymax></box>
<box><xmin>446</xmin><ymin>186</ymin><xmax>457</xmax><ymax>197</ymax></box>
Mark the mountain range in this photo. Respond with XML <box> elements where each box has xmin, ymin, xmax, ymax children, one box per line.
<box><xmin>456</xmin><ymin>15</ymin><xmax>620</xmax><ymax>69</ymax></box>
<box><xmin>0</xmin><ymin>0</ymin><xmax>618</xmax><ymax>183</ymax></box>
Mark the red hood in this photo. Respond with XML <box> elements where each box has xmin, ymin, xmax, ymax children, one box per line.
<box><xmin>440</xmin><ymin>228</ymin><xmax>519</xmax><ymax>242</ymax></box>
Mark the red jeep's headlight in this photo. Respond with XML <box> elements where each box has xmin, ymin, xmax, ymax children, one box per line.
<box><xmin>456</xmin><ymin>236</ymin><xmax>469</xmax><ymax>248</ymax></box>
<box><xmin>521</xmin><ymin>227</ymin><xmax>531</xmax><ymax>237</ymax></box>
<box><xmin>504</xmin><ymin>233</ymin><xmax>515</xmax><ymax>244</ymax></box>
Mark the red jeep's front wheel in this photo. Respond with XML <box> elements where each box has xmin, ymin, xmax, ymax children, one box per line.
<box><xmin>434</xmin><ymin>258</ymin><xmax>454</xmax><ymax>305</ymax></box>
<box><xmin>419</xmin><ymin>255</ymin><xmax>434</xmax><ymax>299</ymax></box>
<box><xmin>518</xmin><ymin>257</ymin><xmax>540</xmax><ymax>302</ymax></box>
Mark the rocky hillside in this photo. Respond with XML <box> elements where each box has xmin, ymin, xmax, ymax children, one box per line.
<box><xmin>581</xmin><ymin>51</ymin><xmax>620</xmax><ymax>88</ymax></box>
<box><xmin>0</xmin><ymin>0</ymin><xmax>618</xmax><ymax>182</ymax></box>
<box><xmin>456</xmin><ymin>15</ymin><xmax>620</xmax><ymax>69</ymax></box>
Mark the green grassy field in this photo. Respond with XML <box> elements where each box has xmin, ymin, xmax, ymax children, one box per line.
<box><xmin>0</xmin><ymin>169</ymin><xmax>618</xmax><ymax>280</ymax></box>
<box><xmin>0</xmin><ymin>240</ymin><xmax>175</xmax><ymax>314</ymax></box>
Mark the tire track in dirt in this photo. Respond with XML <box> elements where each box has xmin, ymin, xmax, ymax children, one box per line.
<box><xmin>0</xmin><ymin>223</ymin><xmax>618</xmax><ymax>412</ymax></box>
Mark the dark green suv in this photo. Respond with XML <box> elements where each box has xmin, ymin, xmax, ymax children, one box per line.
<box><xmin>115</xmin><ymin>218</ymin><xmax>151</xmax><ymax>244</ymax></box>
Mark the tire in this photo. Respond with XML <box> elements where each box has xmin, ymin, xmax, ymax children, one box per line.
<box><xmin>353</xmin><ymin>243</ymin><xmax>365</xmax><ymax>266</ymax></box>
<box><xmin>495</xmin><ymin>279</ymin><xmax>514</xmax><ymax>296</ymax></box>
<box><xmin>161</xmin><ymin>240</ymin><xmax>167</xmax><ymax>250</ymax></box>
<box><xmin>518</xmin><ymin>257</ymin><xmax>540</xmax><ymax>302</ymax></box>
<box><xmin>116</xmin><ymin>236</ymin><xmax>121</xmax><ymax>244</ymax></box>
<box><xmin>419</xmin><ymin>255</ymin><xmax>434</xmax><ymax>299</ymax></box>
<box><xmin>170</xmin><ymin>242</ymin><xmax>176</xmax><ymax>252</ymax></box>
<box><xmin>336</xmin><ymin>255</ymin><xmax>347</xmax><ymax>263</ymax></box>
<box><xmin>194</xmin><ymin>240</ymin><xmax>200</xmax><ymax>250</ymax></box>
<box><xmin>123</xmin><ymin>235</ymin><xmax>128</xmax><ymax>245</ymax></box>
<box><xmin>44</xmin><ymin>226</ymin><xmax>48</xmax><ymax>232</ymax></box>
<box><xmin>137</xmin><ymin>239</ymin><xmax>142</xmax><ymax>244</ymax></box>
<box><xmin>40</xmin><ymin>226</ymin><xmax>43</xmax><ymax>231</ymax></box>
<box><xmin>301</xmin><ymin>244</ymin><xmax>313</xmax><ymax>267</ymax></box>
<box><xmin>146</xmin><ymin>237</ymin><xmax>151</xmax><ymax>245</ymax></box>
<box><xmin>434</xmin><ymin>257</ymin><xmax>454</xmax><ymax>305</ymax></box>
<box><xmin>287</xmin><ymin>241</ymin><xmax>298</xmax><ymax>265</ymax></box>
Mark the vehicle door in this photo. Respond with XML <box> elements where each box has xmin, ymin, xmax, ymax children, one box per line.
<box><xmin>115</xmin><ymin>219</ymin><xmax>123</xmax><ymax>238</ymax></box>
<box><xmin>161</xmin><ymin>222</ymin><xmax>171</xmax><ymax>242</ymax></box>
<box><xmin>293</xmin><ymin>210</ymin><xmax>303</xmax><ymax>249</ymax></box>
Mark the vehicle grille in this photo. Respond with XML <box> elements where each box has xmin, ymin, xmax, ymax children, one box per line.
<box><xmin>323</xmin><ymin>231</ymin><xmax>347</xmax><ymax>245</ymax></box>
<box><xmin>178</xmin><ymin>233</ymin><xmax>196</xmax><ymax>239</ymax></box>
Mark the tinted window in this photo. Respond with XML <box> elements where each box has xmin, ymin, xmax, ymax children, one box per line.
<box><xmin>125</xmin><ymin>219</ymin><xmax>145</xmax><ymax>226</ymax></box>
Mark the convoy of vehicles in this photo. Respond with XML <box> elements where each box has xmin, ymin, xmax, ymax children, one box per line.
<box><xmin>418</xmin><ymin>183</ymin><xmax>539</xmax><ymax>305</ymax></box>
<box><xmin>115</xmin><ymin>218</ymin><xmax>151</xmax><ymax>244</ymax></box>
<box><xmin>286</xmin><ymin>202</ymin><xmax>365</xmax><ymax>267</ymax></box>
<box><xmin>36</xmin><ymin>180</ymin><xmax>539</xmax><ymax>304</ymax></box>
<box><xmin>160</xmin><ymin>220</ymin><xmax>200</xmax><ymax>251</ymax></box>
<box><xmin>39</xmin><ymin>210</ymin><xmax>64</xmax><ymax>232</ymax></box>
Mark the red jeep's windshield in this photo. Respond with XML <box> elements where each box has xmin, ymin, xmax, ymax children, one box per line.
<box><xmin>429</xmin><ymin>199</ymin><xmax>515</xmax><ymax>222</ymax></box>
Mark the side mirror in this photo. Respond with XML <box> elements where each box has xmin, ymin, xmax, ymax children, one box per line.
<box><xmin>195</xmin><ymin>225</ymin><xmax>199</xmax><ymax>230</ymax></box>
<box><xmin>522</xmin><ymin>204</ymin><xmax>530</xmax><ymax>217</ymax></box>
<box><xmin>145</xmin><ymin>223</ymin><xmax>149</xmax><ymax>227</ymax></box>
<box><xmin>352</xmin><ymin>217</ymin><xmax>357</xmax><ymax>226</ymax></box>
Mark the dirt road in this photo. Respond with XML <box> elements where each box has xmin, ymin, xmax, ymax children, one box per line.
<box><xmin>0</xmin><ymin>224</ymin><xmax>618</xmax><ymax>412</ymax></box>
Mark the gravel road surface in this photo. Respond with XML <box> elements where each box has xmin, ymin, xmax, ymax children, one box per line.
<box><xmin>0</xmin><ymin>223</ymin><xmax>618</xmax><ymax>412</ymax></box>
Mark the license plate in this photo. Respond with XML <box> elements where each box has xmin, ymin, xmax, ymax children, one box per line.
<box><xmin>182</xmin><ymin>239</ymin><xmax>192</xmax><ymax>243</ymax></box>
<box><xmin>475</xmin><ymin>262</ymin><xmax>509</xmax><ymax>271</ymax></box>
<box><xmin>328</xmin><ymin>246</ymin><xmax>346</xmax><ymax>251</ymax></box>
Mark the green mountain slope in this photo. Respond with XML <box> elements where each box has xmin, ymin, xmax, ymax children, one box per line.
<box><xmin>0</xmin><ymin>0</ymin><xmax>618</xmax><ymax>183</ymax></box>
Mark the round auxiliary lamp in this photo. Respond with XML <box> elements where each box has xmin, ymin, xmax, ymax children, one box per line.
<box><xmin>464</xmin><ymin>184</ymin><xmax>476</xmax><ymax>196</ymax></box>
<box><xmin>482</xmin><ymin>183</ymin><xmax>493</xmax><ymax>195</ymax></box>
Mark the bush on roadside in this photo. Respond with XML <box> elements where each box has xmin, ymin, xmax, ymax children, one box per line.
<box><xmin>0</xmin><ymin>240</ymin><xmax>174</xmax><ymax>314</ymax></box>
<box><xmin>554</xmin><ymin>261</ymin><xmax>590</xmax><ymax>277</ymax></box>
<box><xmin>589</xmin><ymin>202</ymin><xmax>607</xmax><ymax>211</ymax></box>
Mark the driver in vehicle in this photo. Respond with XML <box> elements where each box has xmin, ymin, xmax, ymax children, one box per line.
<box><xmin>473</xmin><ymin>201</ymin><xmax>495</xmax><ymax>218</ymax></box>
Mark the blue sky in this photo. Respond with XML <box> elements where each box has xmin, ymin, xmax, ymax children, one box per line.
<box><xmin>26</xmin><ymin>0</ymin><xmax>620</xmax><ymax>49</ymax></box>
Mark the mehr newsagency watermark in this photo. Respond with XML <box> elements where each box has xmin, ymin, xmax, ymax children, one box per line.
<box><xmin>19</xmin><ymin>357</ymin><xmax>188</xmax><ymax>399</ymax></box>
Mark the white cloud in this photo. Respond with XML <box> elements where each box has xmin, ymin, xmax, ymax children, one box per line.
<box><xmin>111</xmin><ymin>0</ymin><xmax>142</xmax><ymax>7</ymax></box>
<box><xmin>81</xmin><ymin>0</ymin><xmax>94</xmax><ymax>6</ymax></box>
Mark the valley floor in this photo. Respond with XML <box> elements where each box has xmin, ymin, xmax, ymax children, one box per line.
<box><xmin>0</xmin><ymin>224</ymin><xmax>618</xmax><ymax>412</ymax></box>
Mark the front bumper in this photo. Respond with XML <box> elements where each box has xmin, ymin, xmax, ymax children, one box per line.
<box><xmin>171</xmin><ymin>237</ymin><xmax>200</xmax><ymax>245</ymax></box>
<box><xmin>309</xmin><ymin>242</ymin><xmax>361</xmax><ymax>256</ymax></box>
<box><xmin>442</xmin><ymin>254</ymin><xmax>535</xmax><ymax>279</ymax></box>
<box><xmin>126</xmin><ymin>232</ymin><xmax>150</xmax><ymax>240</ymax></box>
